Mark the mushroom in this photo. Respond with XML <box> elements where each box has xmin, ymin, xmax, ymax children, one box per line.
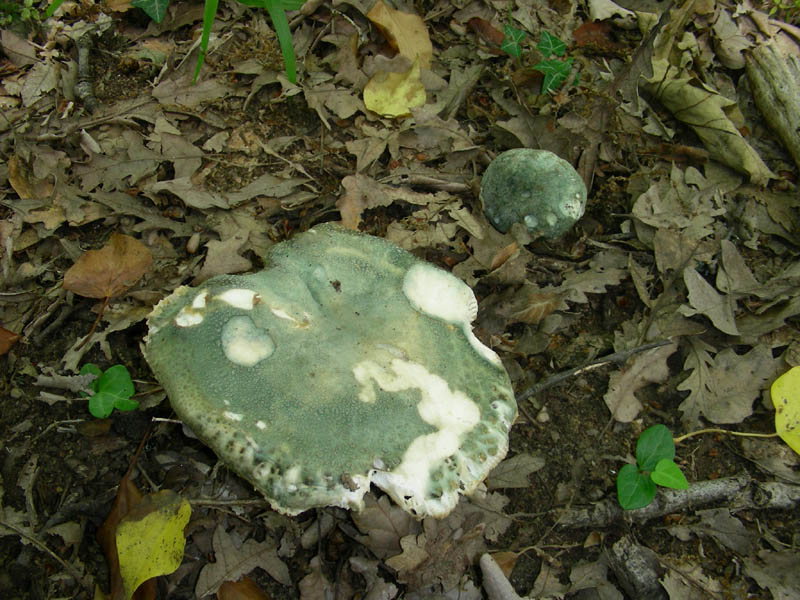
<box><xmin>144</xmin><ymin>224</ymin><xmax>516</xmax><ymax>518</ymax></box>
<box><xmin>480</xmin><ymin>148</ymin><xmax>587</xmax><ymax>238</ymax></box>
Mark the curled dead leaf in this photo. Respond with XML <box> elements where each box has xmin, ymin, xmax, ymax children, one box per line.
<box><xmin>63</xmin><ymin>233</ymin><xmax>153</xmax><ymax>299</ymax></box>
<box><xmin>367</xmin><ymin>0</ymin><xmax>433</xmax><ymax>68</ymax></box>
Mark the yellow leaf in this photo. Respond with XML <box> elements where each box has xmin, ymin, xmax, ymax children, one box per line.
<box><xmin>115</xmin><ymin>490</ymin><xmax>191</xmax><ymax>600</ymax></box>
<box><xmin>771</xmin><ymin>366</ymin><xmax>800</xmax><ymax>455</ymax></box>
<box><xmin>366</xmin><ymin>0</ymin><xmax>432</xmax><ymax>68</ymax></box>
<box><xmin>364</xmin><ymin>57</ymin><xmax>425</xmax><ymax>118</ymax></box>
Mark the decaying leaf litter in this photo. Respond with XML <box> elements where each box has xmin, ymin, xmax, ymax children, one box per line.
<box><xmin>1</xmin><ymin>0</ymin><xmax>799</xmax><ymax>597</ymax></box>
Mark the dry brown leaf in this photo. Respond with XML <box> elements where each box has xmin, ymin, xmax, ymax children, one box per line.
<box><xmin>466</xmin><ymin>17</ymin><xmax>504</xmax><ymax>47</ymax></box>
<box><xmin>493</xmin><ymin>286</ymin><xmax>563</xmax><ymax>326</ymax></box>
<box><xmin>8</xmin><ymin>155</ymin><xmax>54</xmax><ymax>199</ymax></box>
<box><xmin>490</xmin><ymin>241</ymin><xmax>518</xmax><ymax>271</ymax></box>
<box><xmin>367</xmin><ymin>0</ymin><xmax>433</xmax><ymax>68</ymax></box>
<box><xmin>217</xmin><ymin>576</ymin><xmax>271</xmax><ymax>600</ymax></box>
<box><xmin>63</xmin><ymin>233</ymin><xmax>153</xmax><ymax>299</ymax></box>
<box><xmin>0</xmin><ymin>326</ymin><xmax>22</xmax><ymax>355</ymax></box>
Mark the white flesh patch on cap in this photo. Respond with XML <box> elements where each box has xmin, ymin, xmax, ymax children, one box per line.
<box><xmin>221</xmin><ymin>316</ymin><xmax>275</xmax><ymax>367</ymax></box>
<box><xmin>403</xmin><ymin>263</ymin><xmax>478</xmax><ymax>324</ymax></box>
<box><xmin>216</xmin><ymin>288</ymin><xmax>259</xmax><ymax>310</ymax></box>
<box><xmin>224</xmin><ymin>411</ymin><xmax>243</xmax><ymax>421</ymax></box>
<box><xmin>354</xmin><ymin>358</ymin><xmax>481</xmax><ymax>505</ymax></box>
<box><xmin>403</xmin><ymin>264</ymin><xmax>502</xmax><ymax>367</ymax></box>
<box><xmin>174</xmin><ymin>290</ymin><xmax>209</xmax><ymax>327</ymax></box>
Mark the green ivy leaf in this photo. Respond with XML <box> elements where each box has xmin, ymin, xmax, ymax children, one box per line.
<box><xmin>533</xmin><ymin>57</ymin><xmax>572</xmax><ymax>94</ymax></box>
<box><xmin>79</xmin><ymin>363</ymin><xmax>103</xmax><ymax>395</ymax></box>
<box><xmin>501</xmin><ymin>25</ymin><xmax>526</xmax><ymax>59</ymax></box>
<box><xmin>131</xmin><ymin>0</ymin><xmax>170</xmax><ymax>23</ymax></box>
<box><xmin>651</xmin><ymin>459</ymin><xmax>689</xmax><ymax>489</ymax></box>
<box><xmin>636</xmin><ymin>424</ymin><xmax>675</xmax><ymax>472</ymax></box>
<box><xmin>617</xmin><ymin>463</ymin><xmax>656</xmax><ymax>510</ymax></box>
<box><xmin>537</xmin><ymin>31</ymin><xmax>566</xmax><ymax>58</ymax></box>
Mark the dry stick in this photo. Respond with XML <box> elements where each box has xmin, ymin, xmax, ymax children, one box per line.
<box><xmin>557</xmin><ymin>474</ymin><xmax>751</xmax><ymax>529</ymax></box>
<box><xmin>75</xmin><ymin>32</ymin><xmax>99</xmax><ymax>113</ymax></box>
<box><xmin>75</xmin><ymin>295</ymin><xmax>109</xmax><ymax>350</ymax></box>
<box><xmin>0</xmin><ymin>519</ymin><xmax>90</xmax><ymax>592</ymax></box>
<box><xmin>516</xmin><ymin>339</ymin><xmax>673</xmax><ymax>404</ymax></box>
<box><xmin>674</xmin><ymin>428</ymin><xmax>778</xmax><ymax>444</ymax></box>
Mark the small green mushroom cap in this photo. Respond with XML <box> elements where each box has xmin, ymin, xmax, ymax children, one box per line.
<box><xmin>480</xmin><ymin>148</ymin><xmax>587</xmax><ymax>238</ymax></box>
<box><xmin>144</xmin><ymin>224</ymin><xmax>516</xmax><ymax>518</ymax></box>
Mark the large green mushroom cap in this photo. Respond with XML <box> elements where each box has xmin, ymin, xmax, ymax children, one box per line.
<box><xmin>480</xmin><ymin>148</ymin><xmax>587</xmax><ymax>238</ymax></box>
<box><xmin>144</xmin><ymin>224</ymin><xmax>516</xmax><ymax>518</ymax></box>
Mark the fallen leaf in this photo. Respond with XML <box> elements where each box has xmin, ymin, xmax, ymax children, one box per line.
<box><xmin>771</xmin><ymin>366</ymin><xmax>800</xmax><ymax>455</ymax></box>
<box><xmin>116</xmin><ymin>490</ymin><xmax>191</xmax><ymax>600</ymax></box>
<box><xmin>351</xmin><ymin>494</ymin><xmax>419</xmax><ymax>559</ymax></box>
<box><xmin>486</xmin><ymin>452</ymin><xmax>546</xmax><ymax>489</ymax></box>
<box><xmin>466</xmin><ymin>17</ymin><xmax>504</xmax><ymax>47</ymax></box>
<box><xmin>63</xmin><ymin>233</ymin><xmax>153</xmax><ymax>299</ymax></box>
<box><xmin>21</xmin><ymin>60</ymin><xmax>60</xmax><ymax>107</ymax></box>
<box><xmin>385</xmin><ymin>533</ymin><xmax>429</xmax><ymax>572</ymax></box>
<box><xmin>0</xmin><ymin>326</ymin><xmax>21</xmax><ymax>355</ymax></box>
<box><xmin>364</xmin><ymin>57</ymin><xmax>426</xmax><ymax>118</ymax></box>
<box><xmin>604</xmin><ymin>342</ymin><xmax>678</xmax><ymax>422</ymax></box>
<box><xmin>217</xmin><ymin>575</ymin><xmax>271</xmax><ymax>600</ymax></box>
<box><xmin>367</xmin><ymin>0</ymin><xmax>433</xmax><ymax>68</ymax></box>
<box><xmin>8</xmin><ymin>155</ymin><xmax>54</xmax><ymax>199</ymax></box>
<box><xmin>679</xmin><ymin>344</ymin><xmax>781</xmax><ymax>425</ymax></box>
<box><xmin>679</xmin><ymin>267</ymin><xmax>739</xmax><ymax>335</ymax></box>
<box><xmin>195</xmin><ymin>526</ymin><xmax>291</xmax><ymax>598</ymax></box>
<box><xmin>492</xmin><ymin>285</ymin><xmax>563</xmax><ymax>326</ymax></box>
<box><xmin>297</xmin><ymin>556</ymin><xmax>334</xmax><ymax>600</ymax></box>
<box><xmin>696</xmin><ymin>508</ymin><xmax>757</xmax><ymax>555</ymax></box>
<box><xmin>97</xmin><ymin>471</ymin><xmax>155</xmax><ymax>600</ymax></box>
<box><xmin>743</xmin><ymin>550</ymin><xmax>800</xmax><ymax>600</ymax></box>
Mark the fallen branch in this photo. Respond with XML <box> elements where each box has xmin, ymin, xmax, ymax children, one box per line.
<box><xmin>556</xmin><ymin>474</ymin><xmax>800</xmax><ymax>529</ymax></box>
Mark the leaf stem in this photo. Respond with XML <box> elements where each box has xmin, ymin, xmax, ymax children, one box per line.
<box><xmin>674</xmin><ymin>428</ymin><xmax>778</xmax><ymax>444</ymax></box>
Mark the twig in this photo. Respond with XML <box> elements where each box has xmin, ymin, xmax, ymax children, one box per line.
<box><xmin>0</xmin><ymin>519</ymin><xmax>90</xmax><ymax>591</ymax></box>
<box><xmin>674</xmin><ymin>428</ymin><xmax>778</xmax><ymax>444</ymax></box>
<box><xmin>517</xmin><ymin>339</ymin><xmax>673</xmax><ymax>403</ymax></box>
<box><xmin>557</xmin><ymin>475</ymin><xmax>751</xmax><ymax>529</ymax></box>
<box><xmin>480</xmin><ymin>553</ymin><xmax>524</xmax><ymax>600</ymax></box>
<box><xmin>75</xmin><ymin>32</ymin><xmax>99</xmax><ymax>113</ymax></box>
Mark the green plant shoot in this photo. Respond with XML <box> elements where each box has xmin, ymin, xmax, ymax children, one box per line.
<box><xmin>127</xmin><ymin>0</ymin><xmax>305</xmax><ymax>83</ymax></box>
<box><xmin>501</xmin><ymin>24</ymin><xmax>526</xmax><ymax>59</ymax></box>
<box><xmin>617</xmin><ymin>424</ymin><xmax>689</xmax><ymax>510</ymax></box>
<box><xmin>80</xmin><ymin>363</ymin><xmax>138</xmax><ymax>419</ymax></box>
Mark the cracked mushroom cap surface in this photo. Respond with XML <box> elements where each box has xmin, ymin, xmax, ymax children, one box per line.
<box><xmin>143</xmin><ymin>224</ymin><xmax>516</xmax><ymax>518</ymax></box>
<box><xmin>480</xmin><ymin>148</ymin><xmax>587</xmax><ymax>238</ymax></box>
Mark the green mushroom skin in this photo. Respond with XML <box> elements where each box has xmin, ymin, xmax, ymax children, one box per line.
<box><xmin>480</xmin><ymin>148</ymin><xmax>587</xmax><ymax>238</ymax></box>
<box><xmin>144</xmin><ymin>224</ymin><xmax>517</xmax><ymax>518</ymax></box>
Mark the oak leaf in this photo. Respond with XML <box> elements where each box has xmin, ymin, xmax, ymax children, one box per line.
<box><xmin>63</xmin><ymin>233</ymin><xmax>152</xmax><ymax>299</ymax></box>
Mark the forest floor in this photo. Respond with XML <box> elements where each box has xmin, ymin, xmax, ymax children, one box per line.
<box><xmin>1</xmin><ymin>0</ymin><xmax>799</xmax><ymax>599</ymax></box>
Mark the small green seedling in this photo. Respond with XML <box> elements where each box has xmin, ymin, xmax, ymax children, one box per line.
<box><xmin>533</xmin><ymin>31</ymin><xmax>574</xmax><ymax>94</ymax></box>
<box><xmin>80</xmin><ymin>363</ymin><xmax>138</xmax><ymax>419</ymax></box>
<box><xmin>126</xmin><ymin>0</ymin><xmax>306</xmax><ymax>83</ymax></box>
<box><xmin>500</xmin><ymin>24</ymin><xmax>526</xmax><ymax>59</ymax></box>
<box><xmin>499</xmin><ymin>27</ymin><xmax>576</xmax><ymax>95</ymax></box>
<box><xmin>1</xmin><ymin>0</ymin><xmax>41</xmax><ymax>26</ymax></box>
<box><xmin>617</xmin><ymin>424</ymin><xmax>688</xmax><ymax>510</ymax></box>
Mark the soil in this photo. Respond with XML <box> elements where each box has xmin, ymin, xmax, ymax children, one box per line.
<box><xmin>1</xmin><ymin>1</ymin><xmax>799</xmax><ymax>599</ymax></box>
